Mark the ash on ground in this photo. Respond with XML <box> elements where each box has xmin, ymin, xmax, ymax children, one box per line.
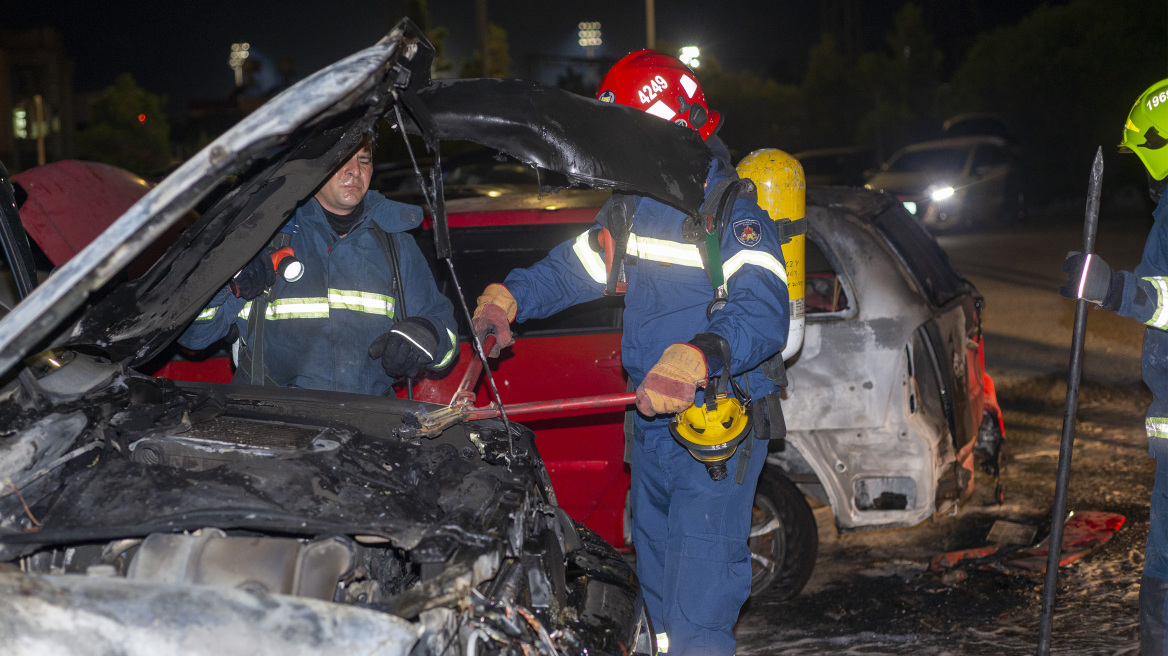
<box><xmin>737</xmin><ymin>377</ymin><xmax>1151</xmax><ymax>655</ymax></box>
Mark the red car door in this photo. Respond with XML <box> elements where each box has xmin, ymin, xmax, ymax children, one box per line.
<box><xmin>410</xmin><ymin>201</ymin><xmax>632</xmax><ymax>548</ymax></box>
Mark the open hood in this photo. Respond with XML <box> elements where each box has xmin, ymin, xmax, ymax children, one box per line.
<box><xmin>0</xmin><ymin>18</ymin><xmax>710</xmax><ymax>379</ymax></box>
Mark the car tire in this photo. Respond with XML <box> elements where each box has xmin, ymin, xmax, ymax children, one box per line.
<box><xmin>748</xmin><ymin>467</ymin><xmax>818</xmax><ymax>599</ymax></box>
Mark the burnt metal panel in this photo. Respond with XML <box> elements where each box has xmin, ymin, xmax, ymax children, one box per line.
<box><xmin>413</xmin><ymin>78</ymin><xmax>710</xmax><ymax>215</ymax></box>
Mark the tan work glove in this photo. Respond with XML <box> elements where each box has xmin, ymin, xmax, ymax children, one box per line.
<box><xmin>636</xmin><ymin>343</ymin><xmax>708</xmax><ymax>416</ymax></box>
<box><xmin>472</xmin><ymin>283</ymin><xmax>518</xmax><ymax>357</ymax></box>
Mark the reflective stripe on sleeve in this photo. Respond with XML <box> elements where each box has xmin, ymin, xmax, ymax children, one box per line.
<box><xmin>1148</xmin><ymin>417</ymin><xmax>1168</xmax><ymax>439</ymax></box>
<box><xmin>572</xmin><ymin>230</ymin><xmax>608</xmax><ymax>284</ymax></box>
<box><xmin>723</xmin><ymin>249</ymin><xmax>788</xmax><ymax>284</ymax></box>
<box><xmin>435</xmin><ymin>328</ymin><xmax>458</xmax><ymax>368</ymax></box>
<box><xmin>1143</xmin><ymin>277</ymin><xmax>1168</xmax><ymax>329</ymax></box>
<box><xmin>195</xmin><ymin>307</ymin><xmax>217</xmax><ymax>321</ymax></box>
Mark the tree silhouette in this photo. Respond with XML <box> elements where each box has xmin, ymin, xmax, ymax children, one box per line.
<box><xmin>76</xmin><ymin>74</ymin><xmax>171</xmax><ymax>176</ymax></box>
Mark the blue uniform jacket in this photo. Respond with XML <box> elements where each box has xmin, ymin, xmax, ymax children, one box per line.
<box><xmin>179</xmin><ymin>191</ymin><xmax>458</xmax><ymax>396</ymax></box>
<box><xmin>502</xmin><ymin>137</ymin><xmax>790</xmax><ymax>401</ymax></box>
<box><xmin>1114</xmin><ymin>192</ymin><xmax>1168</xmax><ymax>449</ymax></box>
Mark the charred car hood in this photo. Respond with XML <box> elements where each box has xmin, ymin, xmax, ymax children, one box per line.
<box><xmin>0</xmin><ymin>378</ymin><xmax>540</xmax><ymax>553</ymax></box>
<box><xmin>0</xmin><ymin>19</ymin><xmax>709</xmax><ymax>378</ymax></box>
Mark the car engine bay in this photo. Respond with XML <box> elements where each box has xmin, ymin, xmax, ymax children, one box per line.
<box><xmin>0</xmin><ymin>356</ymin><xmax>650</xmax><ymax>655</ymax></box>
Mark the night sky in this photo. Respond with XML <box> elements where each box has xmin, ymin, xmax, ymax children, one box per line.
<box><xmin>8</xmin><ymin>1</ymin><xmax>1062</xmax><ymax>115</ymax></box>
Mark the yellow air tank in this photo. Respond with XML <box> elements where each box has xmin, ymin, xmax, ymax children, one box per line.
<box><xmin>736</xmin><ymin>149</ymin><xmax>806</xmax><ymax>360</ymax></box>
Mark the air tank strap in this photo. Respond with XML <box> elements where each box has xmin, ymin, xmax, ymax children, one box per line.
<box><xmin>682</xmin><ymin>177</ymin><xmax>758</xmax><ymax>316</ymax></box>
<box><xmin>775</xmin><ymin>216</ymin><xmax>807</xmax><ymax>243</ymax></box>
<box><xmin>236</xmin><ymin>230</ymin><xmax>293</xmax><ymax>386</ymax></box>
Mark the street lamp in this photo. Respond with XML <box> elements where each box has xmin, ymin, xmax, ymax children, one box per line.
<box><xmin>229</xmin><ymin>42</ymin><xmax>251</xmax><ymax>87</ymax></box>
<box><xmin>578</xmin><ymin>22</ymin><xmax>602</xmax><ymax>59</ymax></box>
<box><xmin>679</xmin><ymin>46</ymin><xmax>701</xmax><ymax>69</ymax></box>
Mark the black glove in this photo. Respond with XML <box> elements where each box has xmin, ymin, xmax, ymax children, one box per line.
<box><xmin>228</xmin><ymin>252</ymin><xmax>277</xmax><ymax>299</ymax></box>
<box><xmin>368</xmin><ymin>317</ymin><xmax>440</xmax><ymax>379</ymax></box>
<box><xmin>1058</xmin><ymin>251</ymin><xmax>1124</xmax><ymax>310</ymax></box>
<box><xmin>687</xmin><ymin>332</ymin><xmax>732</xmax><ymax>377</ymax></box>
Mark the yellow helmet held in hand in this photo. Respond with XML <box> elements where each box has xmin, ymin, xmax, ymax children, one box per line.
<box><xmin>669</xmin><ymin>373</ymin><xmax>753</xmax><ymax>481</ymax></box>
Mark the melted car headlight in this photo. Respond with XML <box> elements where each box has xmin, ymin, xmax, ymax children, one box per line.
<box><xmin>931</xmin><ymin>186</ymin><xmax>955</xmax><ymax>201</ymax></box>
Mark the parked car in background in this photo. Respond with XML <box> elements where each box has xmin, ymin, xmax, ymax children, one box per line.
<box><xmin>792</xmin><ymin>146</ymin><xmax>878</xmax><ymax>187</ymax></box>
<box><xmin>942</xmin><ymin>113</ymin><xmax>1015</xmax><ymax>143</ymax></box>
<box><xmin>865</xmin><ymin>136</ymin><xmax>1025</xmax><ymax>230</ymax></box>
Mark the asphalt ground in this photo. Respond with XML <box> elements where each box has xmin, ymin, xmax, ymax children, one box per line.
<box><xmin>736</xmin><ymin>209</ymin><xmax>1157</xmax><ymax>654</ymax></box>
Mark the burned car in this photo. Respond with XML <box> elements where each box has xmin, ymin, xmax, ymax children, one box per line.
<box><xmin>0</xmin><ymin>19</ymin><xmax>731</xmax><ymax>655</ymax></box>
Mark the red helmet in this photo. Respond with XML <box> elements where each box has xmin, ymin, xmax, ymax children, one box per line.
<box><xmin>595</xmin><ymin>50</ymin><xmax>721</xmax><ymax>140</ymax></box>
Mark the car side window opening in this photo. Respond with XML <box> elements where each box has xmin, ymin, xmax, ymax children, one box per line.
<box><xmin>971</xmin><ymin>145</ymin><xmax>1006</xmax><ymax>171</ymax></box>
<box><xmin>886</xmin><ymin>146</ymin><xmax>969</xmax><ymax>175</ymax></box>
<box><xmin>804</xmin><ymin>235</ymin><xmax>851</xmax><ymax>316</ymax></box>
<box><xmin>414</xmin><ymin>223</ymin><xmax>623</xmax><ymax>340</ymax></box>
<box><xmin>871</xmin><ymin>206</ymin><xmax>970</xmax><ymax>308</ymax></box>
<box><xmin>910</xmin><ymin>330</ymin><xmax>949</xmax><ymax>440</ymax></box>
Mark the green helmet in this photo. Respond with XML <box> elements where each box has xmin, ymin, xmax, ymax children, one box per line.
<box><xmin>1121</xmin><ymin>78</ymin><xmax>1168</xmax><ymax>180</ymax></box>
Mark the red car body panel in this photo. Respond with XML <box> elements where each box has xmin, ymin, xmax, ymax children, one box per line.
<box><xmin>413</xmin><ymin>334</ymin><xmax>629</xmax><ymax>547</ymax></box>
<box><xmin>14</xmin><ymin>161</ymin><xmax>153</xmax><ymax>265</ymax></box>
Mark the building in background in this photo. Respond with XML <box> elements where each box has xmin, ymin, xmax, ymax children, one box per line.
<box><xmin>0</xmin><ymin>28</ymin><xmax>76</xmax><ymax>172</ymax></box>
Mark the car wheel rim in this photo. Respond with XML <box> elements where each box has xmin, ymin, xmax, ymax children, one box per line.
<box><xmin>749</xmin><ymin>494</ymin><xmax>786</xmax><ymax>591</ymax></box>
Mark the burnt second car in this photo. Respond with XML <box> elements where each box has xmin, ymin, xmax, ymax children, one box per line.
<box><xmin>0</xmin><ymin>19</ymin><xmax>724</xmax><ymax>655</ymax></box>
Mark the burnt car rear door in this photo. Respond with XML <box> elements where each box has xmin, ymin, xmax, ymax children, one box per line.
<box><xmin>870</xmin><ymin>204</ymin><xmax>986</xmax><ymax>504</ymax></box>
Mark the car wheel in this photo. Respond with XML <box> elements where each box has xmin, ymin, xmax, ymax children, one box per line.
<box><xmin>748</xmin><ymin>468</ymin><xmax>818</xmax><ymax>599</ymax></box>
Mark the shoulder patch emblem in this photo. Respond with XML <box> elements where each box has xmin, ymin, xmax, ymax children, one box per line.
<box><xmin>733</xmin><ymin>218</ymin><xmax>762</xmax><ymax>248</ymax></box>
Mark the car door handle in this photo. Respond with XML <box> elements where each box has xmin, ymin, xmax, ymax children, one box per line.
<box><xmin>596</xmin><ymin>353</ymin><xmax>623</xmax><ymax>369</ymax></box>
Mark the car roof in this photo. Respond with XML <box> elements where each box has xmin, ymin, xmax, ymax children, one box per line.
<box><xmin>895</xmin><ymin>136</ymin><xmax>1008</xmax><ymax>154</ymax></box>
<box><xmin>793</xmin><ymin>146</ymin><xmax>872</xmax><ymax>159</ymax></box>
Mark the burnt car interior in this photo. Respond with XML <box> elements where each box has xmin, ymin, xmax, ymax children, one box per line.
<box><xmin>415</xmin><ymin>223</ymin><xmax>625</xmax><ymax>340</ymax></box>
<box><xmin>0</xmin><ymin>18</ymin><xmax>730</xmax><ymax>654</ymax></box>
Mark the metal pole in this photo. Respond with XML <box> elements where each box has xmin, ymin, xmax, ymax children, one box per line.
<box><xmin>1036</xmin><ymin>146</ymin><xmax>1104</xmax><ymax>654</ymax></box>
<box><xmin>33</xmin><ymin>94</ymin><xmax>45</xmax><ymax>167</ymax></box>
<box><xmin>646</xmin><ymin>0</ymin><xmax>656</xmax><ymax>49</ymax></box>
<box><xmin>475</xmin><ymin>0</ymin><xmax>490</xmax><ymax>75</ymax></box>
<box><xmin>463</xmin><ymin>392</ymin><xmax>637</xmax><ymax>421</ymax></box>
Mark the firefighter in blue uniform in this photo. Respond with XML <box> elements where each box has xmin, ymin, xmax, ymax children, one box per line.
<box><xmin>181</xmin><ymin>137</ymin><xmax>458</xmax><ymax>395</ymax></box>
<box><xmin>1060</xmin><ymin>79</ymin><xmax>1168</xmax><ymax>654</ymax></box>
<box><xmin>473</xmin><ymin>52</ymin><xmax>790</xmax><ymax>656</ymax></box>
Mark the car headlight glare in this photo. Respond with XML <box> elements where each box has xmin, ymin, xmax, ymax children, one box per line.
<box><xmin>902</xmin><ymin>201</ymin><xmax>917</xmax><ymax>215</ymax></box>
<box><xmin>931</xmin><ymin>186</ymin><xmax>955</xmax><ymax>201</ymax></box>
